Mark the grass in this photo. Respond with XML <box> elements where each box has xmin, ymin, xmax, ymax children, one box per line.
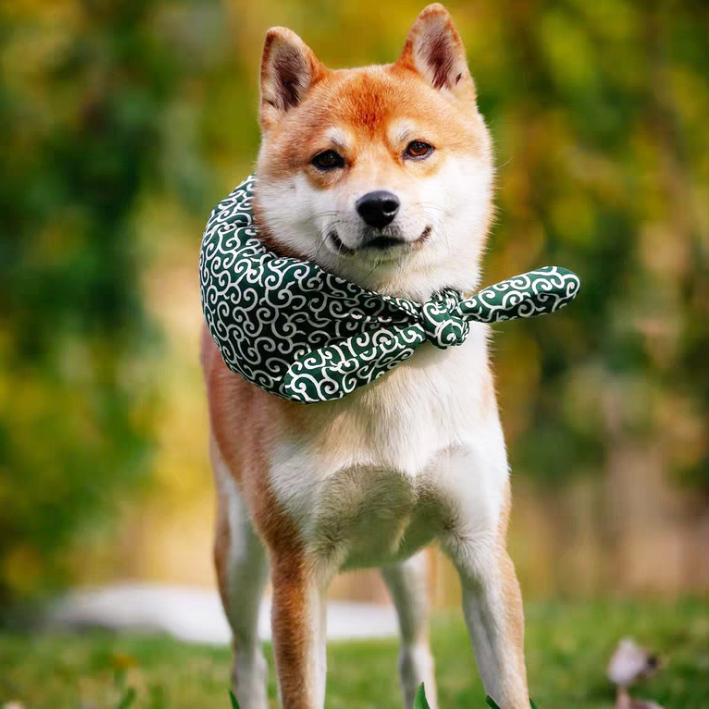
<box><xmin>1</xmin><ymin>599</ymin><xmax>708</xmax><ymax>709</ymax></box>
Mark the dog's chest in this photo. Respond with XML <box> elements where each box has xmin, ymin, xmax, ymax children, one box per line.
<box><xmin>266</xmin><ymin>330</ymin><xmax>506</xmax><ymax>568</ymax></box>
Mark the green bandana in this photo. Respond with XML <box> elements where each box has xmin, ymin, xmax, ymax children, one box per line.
<box><xmin>200</xmin><ymin>175</ymin><xmax>580</xmax><ymax>404</ymax></box>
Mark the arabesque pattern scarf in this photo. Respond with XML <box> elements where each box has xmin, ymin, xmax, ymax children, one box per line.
<box><xmin>200</xmin><ymin>175</ymin><xmax>580</xmax><ymax>403</ymax></box>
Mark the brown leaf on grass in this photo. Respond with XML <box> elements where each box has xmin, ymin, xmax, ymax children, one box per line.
<box><xmin>610</xmin><ymin>640</ymin><xmax>665</xmax><ymax>709</ymax></box>
<box><xmin>608</xmin><ymin>638</ymin><xmax>660</xmax><ymax>687</ymax></box>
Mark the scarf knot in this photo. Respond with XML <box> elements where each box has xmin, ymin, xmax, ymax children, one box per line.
<box><xmin>421</xmin><ymin>289</ymin><xmax>469</xmax><ymax>349</ymax></box>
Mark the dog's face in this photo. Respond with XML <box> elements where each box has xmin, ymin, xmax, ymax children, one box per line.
<box><xmin>256</xmin><ymin>4</ymin><xmax>493</xmax><ymax>299</ymax></box>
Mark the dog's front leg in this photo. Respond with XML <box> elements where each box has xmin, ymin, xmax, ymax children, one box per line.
<box><xmin>455</xmin><ymin>538</ymin><xmax>528</xmax><ymax>709</ymax></box>
<box><xmin>270</xmin><ymin>556</ymin><xmax>328</xmax><ymax>709</ymax></box>
<box><xmin>439</xmin><ymin>444</ymin><xmax>529</xmax><ymax>709</ymax></box>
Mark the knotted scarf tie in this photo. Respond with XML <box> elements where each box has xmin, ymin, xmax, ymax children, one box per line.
<box><xmin>200</xmin><ymin>175</ymin><xmax>581</xmax><ymax>404</ymax></box>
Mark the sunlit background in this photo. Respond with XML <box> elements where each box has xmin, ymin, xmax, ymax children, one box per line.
<box><xmin>2</xmin><ymin>0</ymin><xmax>708</xmax><ymax>622</ymax></box>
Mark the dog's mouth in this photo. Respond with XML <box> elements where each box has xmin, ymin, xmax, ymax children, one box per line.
<box><xmin>363</xmin><ymin>235</ymin><xmax>408</xmax><ymax>251</ymax></box>
<box><xmin>329</xmin><ymin>229</ymin><xmax>354</xmax><ymax>255</ymax></box>
<box><xmin>329</xmin><ymin>225</ymin><xmax>432</xmax><ymax>256</ymax></box>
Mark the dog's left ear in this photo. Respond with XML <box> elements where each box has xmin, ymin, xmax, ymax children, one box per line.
<box><xmin>396</xmin><ymin>4</ymin><xmax>476</xmax><ymax>103</ymax></box>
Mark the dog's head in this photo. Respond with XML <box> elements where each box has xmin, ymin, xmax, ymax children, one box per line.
<box><xmin>256</xmin><ymin>3</ymin><xmax>493</xmax><ymax>299</ymax></box>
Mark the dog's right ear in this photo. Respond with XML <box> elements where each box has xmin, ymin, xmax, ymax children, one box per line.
<box><xmin>260</xmin><ymin>28</ymin><xmax>326</xmax><ymax>131</ymax></box>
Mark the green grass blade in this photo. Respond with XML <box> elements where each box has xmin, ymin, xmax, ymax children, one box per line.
<box><xmin>115</xmin><ymin>688</ymin><xmax>136</xmax><ymax>709</ymax></box>
<box><xmin>530</xmin><ymin>700</ymin><xmax>539</xmax><ymax>709</ymax></box>
<box><xmin>414</xmin><ymin>683</ymin><xmax>431</xmax><ymax>709</ymax></box>
<box><xmin>229</xmin><ymin>690</ymin><xmax>241</xmax><ymax>709</ymax></box>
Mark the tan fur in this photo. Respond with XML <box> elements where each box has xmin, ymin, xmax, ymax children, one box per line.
<box><xmin>203</xmin><ymin>5</ymin><xmax>529</xmax><ymax>708</ymax></box>
<box><xmin>213</xmin><ymin>477</ymin><xmax>231</xmax><ymax>607</ymax></box>
<box><xmin>259</xmin><ymin>66</ymin><xmax>482</xmax><ymax>182</ymax></box>
<box><xmin>204</xmin><ymin>332</ymin><xmax>313</xmax><ymax>706</ymax></box>
<box><xmin>203</xmin><ymin>330</ymin><xmax>303</xmax><ymax>557</ymax></box>
<box><xmin>497</xmin><ymin>481</ymin><xmax>528</xmax><ymax>695</ymax></box>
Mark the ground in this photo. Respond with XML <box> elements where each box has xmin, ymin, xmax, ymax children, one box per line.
<box><xmin>1</xmin><ymin>600</ymin><xmax>708</xmax><ymax>709</ymax></box>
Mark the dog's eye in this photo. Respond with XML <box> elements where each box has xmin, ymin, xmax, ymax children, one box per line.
<box><xmin>312</xmin><ymin>150</ymin><xmax>345</xmax><ymax>170</ymax></box>
<box><xmin>405</xmin><ymin>141</ymin><xmax>434</xmax><ymax>160</ymax></box>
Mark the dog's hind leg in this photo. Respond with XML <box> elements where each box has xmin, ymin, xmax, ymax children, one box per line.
<box><xmin>212</xmin><ymin>437</ymin><xmax>269</xmax><ymax>709</ymax></box>
<box><xmin>381</xmin><ymin>552</ymin><xmax>438</xmax><ymax>709</ymax></box>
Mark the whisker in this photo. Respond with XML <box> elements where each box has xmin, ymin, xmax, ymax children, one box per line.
<box><xmin>361</xmin><ymin>256</ymin><xmax>383</xmax><ymax>283</ymax></box>
<box><xmin>421</xmin><ymin>207</ymin><xmax>452</xmax><ymax>259</ymax></box>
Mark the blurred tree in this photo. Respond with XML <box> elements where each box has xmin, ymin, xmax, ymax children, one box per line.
<box><xmin>0</xmin><ymin>0</ymin><xmax>201</xmax><ymax>607</ymax></box>
<box><xmin>478</xmin><ymin>0</ymin><xmax>709</xmax><ymax>497</ymax></box>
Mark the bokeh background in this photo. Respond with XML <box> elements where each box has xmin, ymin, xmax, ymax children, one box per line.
<box><xmin>2</xmin><ymin>0</ymin><xmax>709</xmax><ymax>617</ymax></box>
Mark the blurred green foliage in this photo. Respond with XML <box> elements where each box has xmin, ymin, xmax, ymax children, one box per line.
<box><xmin>0</xmin><ymin>0</ymin><xmax>213</xmax><ymax>606</ymax></box>
<box><xmin>1</xmin><ymin>0</ymin><xmax>708</xmax><ymax>606</ymax></box>
<box><xmin>478</xmin><ymin>0</ymin><xmax>709</xmax><ymax>494</ymax></box>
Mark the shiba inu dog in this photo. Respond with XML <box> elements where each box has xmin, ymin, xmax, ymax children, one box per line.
<box><xmin>201</xmin><ymin>4</ymin><xmax>529</xmax><ymax>708</ymax></box>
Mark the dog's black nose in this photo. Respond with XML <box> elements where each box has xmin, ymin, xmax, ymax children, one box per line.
<box><xmin>356</xmin><ymin>191</ymin><xmax>400</xmax><ymax>229</ymax></box>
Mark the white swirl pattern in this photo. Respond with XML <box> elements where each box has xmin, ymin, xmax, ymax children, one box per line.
<box><xmin>200</xmin><ymin>176</ymin><xmax>581</xmax><ymax>403</ymax></box>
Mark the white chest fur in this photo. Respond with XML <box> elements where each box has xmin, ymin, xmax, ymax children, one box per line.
<box><xmin>266</xmin><ymin>324</ymin><xmax>510</xmax><ymax>570</ymax></box>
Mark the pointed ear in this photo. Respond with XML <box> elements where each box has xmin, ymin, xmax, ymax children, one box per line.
<box><xmin>396</xmin><ymin>4</ymin><xmax>475</xmax><ymax>102</ymax></box>
<box><xmin>260</xmin><ymin>27</ymin><xmax>326</xmax><ymax>130</ymax></box>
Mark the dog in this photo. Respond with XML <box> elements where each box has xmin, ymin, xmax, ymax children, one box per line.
<box><xmin>201</xmin><ymin>4</ymin><xmax>529</xmax><ymax>708</ymax></box>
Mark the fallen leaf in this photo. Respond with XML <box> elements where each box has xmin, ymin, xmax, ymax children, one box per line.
<box><xmin>608</xmin><ymin>638</ymin><xmax>659</xmax><ymax>687</ymax></box>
